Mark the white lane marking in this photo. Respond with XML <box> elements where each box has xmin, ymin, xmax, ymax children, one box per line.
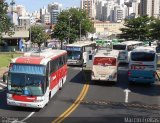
<box><xmin>21</xmin><ymin>112</ymin><xmax>35</xmax><ymax>122</ymax></box>
<box><xmin>0</xmin><ymin>82</ymin><xmax>7</xmax><ymax>87</ymax></box>
<box><xmin>124</xmin><ymin>88</ymin><xmax>131</xmax><ymax>103</ymax></box>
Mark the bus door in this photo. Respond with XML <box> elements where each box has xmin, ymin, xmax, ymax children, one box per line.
<box><xmin>85</xmin><ymin>53</ymin><xmax>94</xmax><ymax>70</ymax></box>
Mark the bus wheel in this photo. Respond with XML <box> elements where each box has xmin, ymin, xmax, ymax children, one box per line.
<box><xmin>49</xmin><ymin>92</ymin><xmax>51</xmax><ymax>101</ymax></box>
<box><xmin>59</xmin><ymin>80</ymin><xmax>63</xmax><ymax>90</ymax></box>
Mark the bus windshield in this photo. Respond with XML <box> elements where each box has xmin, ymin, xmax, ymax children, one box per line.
<box><xmin>8</xmin><ymin>73</ymin><xmax>45</xmax><ymax>96</ymax></box>
<box><xmin>8</xmin><ymin>64</ymin><xmax>46</xmax><ymax>96</ymax></box>
<box><xmin>113</xmin><ymin>45</ymin><xmax>126</xmax><ymax>50</ymax></box>
<box><xmin>131</xmin><ymin>52</ymin><xmax>155</xmax><ymax>61</ymax></box>
<box><xmin>93</xmin><ymin>57</ymin><xmax>116</xmax><ymax>66</ymax></box>
<box><xmin>67</xmin><ymin>51</ymin><xmax>81</xmax><ymax>60</ymax></box>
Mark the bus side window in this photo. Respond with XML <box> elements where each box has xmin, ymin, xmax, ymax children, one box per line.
<box><xmin>89</xmin><ymin>55</ymin><xmax>93</xmax><ymax>60</ymax></box>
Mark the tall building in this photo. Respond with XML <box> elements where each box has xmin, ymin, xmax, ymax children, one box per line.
<box><xmin>41</xmin><ymin>13</ymin><xmax>51</xmax><ymax>24</ymax></box>
<box><xmin>48</xmin><ymin>2</ymin><xmax>62</xmax><ymax>24</ymax></box>
<box><xmin>113</xmin><ymin>6</ymin><xmax>123</xmax><ymax>22</ymax></box>
<box><xmin>96</xmin><ymin>0</ymin><xmax>102</xmax><ymax>20</ymax></box>
<box><xmin>140</xmin><ymin>0</ymin><xmax>160</xmax><ymax>18</ymax></box>
<box><xmin>101</xmin><ymin>1</ymin><xmax>115</xmax><ymax>21</ymax></box>
<box><xmin>131</xmin><ymin>0</ymin><xmax>140</xmax><ymax>18</ymax></box>
<box><xmin>40</xmin><ymin>6</ymin><xmax>48</xmax><ymax>21</ymax></box>
<box><xmin>81</xmin><ymin>0</ymin><xmax>97</xmax><ymax>19</ymax></box>
<box><xmin>15</xmin><ymin>5</ymin><xmax>27</xmax><ymax>16</ymax></box>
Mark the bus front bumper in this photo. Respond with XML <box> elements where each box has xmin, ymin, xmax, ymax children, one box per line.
<box><xmin>91</xmin><ymin>76</ymin><xmax>117</xmax><ymax>82</ymax></box>
<box><xmin>67</xmin><ymin>60</ymin><xmax>82</xmax><ymax>66</ymax></box>
<box><xmin>7</xmin><ymin>99</ymin><xmax>45</xmax><ymax>108</ymax></box>
<box><xmin>128</xmin><ymin>77</ymin><xmax>155</xmax><ymax>84</ymax></box>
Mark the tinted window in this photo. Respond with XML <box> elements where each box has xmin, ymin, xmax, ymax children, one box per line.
<box><xmin>131</xmin><ymin>52</ymin><xmax>155</xmax><ymax>61</ymax></box>
<box><xmin>113</xmin><ymin>45</ymin><xmax>126</xmax><ymax>50</ymax></box>
<box><xmin>156</xmin><ymin>47</ymin><xmax>160</xmax><ymax>53</ymax></box>
<box><xmin>67</xmin><ymin>51</ymin><xmax>81</xmax><ymax>60</ymax></box>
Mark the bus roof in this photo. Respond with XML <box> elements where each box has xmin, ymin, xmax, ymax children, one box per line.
<box><xmin>94</xmin><ymin>50</ymin><xmax>119</xmax><ymax>58</ymax></box>
<box><xmin>66</xmin><ymin>41</ymin><xmax>96</xmax><ymax>47</ymax></box>
<box><xmin>132</xmin><ymin>46</ymin><xmax>155</xmax><ymax>53</ymax></box>
<box><xmin>121</xmin><ymin>41</ymin><xmax>143</xmax><ymax>45</ymax></box>
<box><xmin>11</xmin><ymin>48</ymin><xmax>67</xmax><ymax>65</ymax></box>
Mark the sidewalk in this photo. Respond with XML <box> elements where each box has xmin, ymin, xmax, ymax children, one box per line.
<box><xmin>0</xmin><ymin>67</ymin><xmax>8</xmax><ymax>81</ymax></box>
<box><xmin>0</xmin><ymin>67</ymin><xmax>8</xmax><ymax>89</ymax></box>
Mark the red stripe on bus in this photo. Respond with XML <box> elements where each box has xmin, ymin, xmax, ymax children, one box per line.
<box><xmin>12</xmin><ymin>95</ymin><xmax>37</xmax><ymax>102</ymax></box>
<box><xmin>51</xmin><ymin>52</ymin><xmax>67</xmax><ymax>60</ymax></box>
<box><xmin>49</xmin><ymin>64</ymin><xmax>67</xmax><ymax>90</ymax></box>
<box><xmin>15</xmin><ymin>57</ymin><xmax>43</xmax><ymax>64</ymax></box>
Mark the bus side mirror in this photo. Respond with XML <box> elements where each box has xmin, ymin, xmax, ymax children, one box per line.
<box><xmin>3</xmin><ymin>71</ymin><xmax>8</xmax><ymax>83</ymax></box>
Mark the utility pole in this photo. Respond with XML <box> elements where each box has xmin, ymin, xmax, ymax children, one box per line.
<box><xmin>10</xmin><ymin>0</ymin><xmax>15</xmax><ymax>15</ymax></box>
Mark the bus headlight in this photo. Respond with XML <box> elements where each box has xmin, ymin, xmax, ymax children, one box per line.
<box><xmin>7</xmin><ymin>94</ymin><xmax>13</xmax><ymax>100</ymax></box>
<box><xmin>35</xmin><ymin>97</ymin><xmax>44</xmax><ymax>102</ymax></box>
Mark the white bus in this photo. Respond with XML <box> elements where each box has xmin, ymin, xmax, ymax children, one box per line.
<box><xmin>7</xmin><ymin>48</ymin><xmax>68</xmax><ymax>108</ymax></box>
<box><xmin>66</xmin><ymin>41</ymin><xmax>96</xmax><ymax>66</ymax></box>
<box><xmin>91</xmin><ymin>50</ymin><xmax>119</xmax><ymax>82</ymax></box>
<box><xmin>128</xmin><ymin>46</ymin><xmax>157</xmax><ymax>84</ymax></box>
<box><xmin>112</xmin><ymin>41</ymin><xmax>143</xmax><ymax>63</ymax></box>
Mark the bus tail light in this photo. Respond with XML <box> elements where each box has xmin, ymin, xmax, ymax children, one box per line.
<box><xmin>128</xmin><ymin>71</ymin><xmax>131</xmax><ymax>76</ymax></box>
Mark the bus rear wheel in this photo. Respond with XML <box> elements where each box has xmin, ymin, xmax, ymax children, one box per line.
<box><xmin>59</xmin><ymin>80</ymin><xmax>63</xmax><ymax>90</ymax></box>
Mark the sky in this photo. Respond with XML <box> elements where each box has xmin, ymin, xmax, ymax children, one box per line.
<box><xmin>6</xmin><ymin>0</ymin><xmax>80</xmax><ymax>13</ymax></box>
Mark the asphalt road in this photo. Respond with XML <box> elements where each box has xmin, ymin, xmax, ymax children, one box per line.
<box><xmin>0</xmin><ymin>65</ymin><xmax>160</xmax><ymax>123</ymax></box>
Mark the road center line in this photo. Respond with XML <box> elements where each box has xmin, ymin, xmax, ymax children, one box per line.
<box><xmin>52</xmin><ymin>83</ymin><xmax>89</xmax><ymax>123</ymax></box>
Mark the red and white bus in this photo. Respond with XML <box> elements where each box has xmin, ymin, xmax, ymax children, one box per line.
<box><xmin>7</xmin><ymin>48</ymin><xmax>67</xmax><ymax>108</ymax></box>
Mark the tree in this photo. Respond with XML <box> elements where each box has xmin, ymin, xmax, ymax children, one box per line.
<box><xmin>118</xmin><ymin>16</ymin><xmax>153</xmax><ymax>41</ymax></box>
<box><xmin>0</xmin><ymin>0</ymin><xmax>14</xmax><ymax>43</ymax></box>
<box><xmin>149</xmin><ymin>19</ymin><xmax>160</xmax><ymax>41</ymax></box>
<box><xmin>52</xmin><ymin>8</ymin><xmax>95</xmax><ymax>49</ymax></box>
<box><xmin>30</xmin><ymin>25</ymin><xmax>49</xmax><ymax>51</ymax></box>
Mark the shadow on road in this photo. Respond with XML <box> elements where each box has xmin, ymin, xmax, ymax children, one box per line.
<box><xmin>82</xmin><ymin>64</ymin><xmax>160</xmax><ymax>96</ymax></box>
<box><xmin>117</xmin><ymin>69</ymin><xmax>160</xmax><ymax>96</ymax></box>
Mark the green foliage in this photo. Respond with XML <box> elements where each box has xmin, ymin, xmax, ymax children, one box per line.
<box><xmin>0</xmin><ymin>0</ymin><xmax>14</xmax><ymax>43</ymax></box>
<box><xmin>30</xmin><ymin>25</ymin><xmax>49</xmax><ymax>50</ymax></box>
<box><xmin>52</xmin><ymin>8</ymin><xmax>95</xmax><ymax>47</ymax></box>
<box><xmin>149</xmin><ymin>19</ymin><xmax>160</xmax><ymax>40</ymax></box>
<box><xmin>118</xmin><ymin>16</ymin><xmax>154</xmax><ymax>41</ymax></box>
<box><xmin>0</xmin><ymin>53</ymin><xmax>22</xmax><ymax>68</ymax></box>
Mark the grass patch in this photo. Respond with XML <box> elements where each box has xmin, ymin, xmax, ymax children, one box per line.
<box><xmin>0</xmin><ymin>53</ymin><xmax>22</xmax><ymax>68</ymax></box>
